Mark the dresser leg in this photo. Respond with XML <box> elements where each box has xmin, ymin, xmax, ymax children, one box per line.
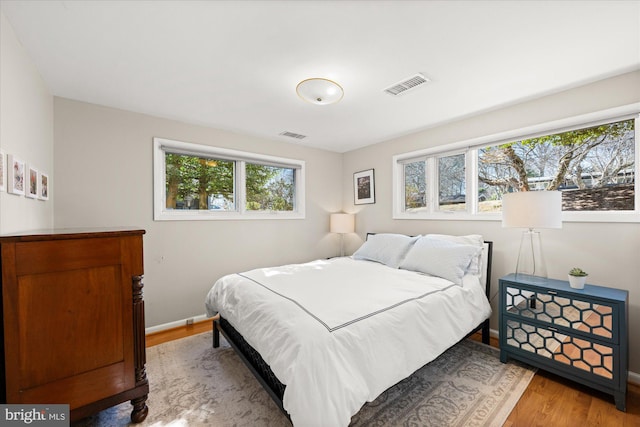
<box><xmin>614</xmin><ymin>391</ymin><xmax>626</xmax><ymax>412</ymax></box>
<box><xmin>500</xmin><ymin>351</ymin><xmax>508</xmax><ymax>363</ymax></box>
<box><xmin>130</xmin><ymin>395</ymin><xmax>149</xmax><ymax>423</ymax></box>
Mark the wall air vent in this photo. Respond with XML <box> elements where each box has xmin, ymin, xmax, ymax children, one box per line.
<box><xmin>383</xmin><ymin>73</ymin><xmax>430</xmax><ymax>96</ymax></box>
<box><xmin>280</xmin><ymin>131</ymin><xmax>307</xmax><ymax>140</ymax></box>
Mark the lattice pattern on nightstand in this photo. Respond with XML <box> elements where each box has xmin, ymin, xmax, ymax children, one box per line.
<box><xmin>505</xmin><ymin>319</ymin><xmax>614</xmax><ymax>379</ymax></box>
<box><xmin>499</xmin><ymin>274</ymin><xmax>628</xmax><ymax>412</ymax></box>
<box><xmin>504</xmin><ymin>286</ymin><xmax>613</xmax><ymax>339</ymax></box>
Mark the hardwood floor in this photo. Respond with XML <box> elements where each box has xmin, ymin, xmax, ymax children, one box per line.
<box><xmin>145</xmin><ymin>319</ymin><xmax>213</xmax><ymax>347</ymax></box>
<box><xmin>472</xmin><ymin>335</ymin><xmax>640</xmax><ymax>427</ymax></box>
<box><xmin>147</xmin><ymin>321</ymin><xmax>640</xmax><ymax>426</ymax></box>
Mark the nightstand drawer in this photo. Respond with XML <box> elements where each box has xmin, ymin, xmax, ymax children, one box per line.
<box><xmin>502</xmin><ymin>282</ymin><xmax>618</xmax><ymax>344</ymax></box>
<box><xmin>503</xmin><ymin>316</ymin><xmax>617</xmax><ymax>381</ymax></box>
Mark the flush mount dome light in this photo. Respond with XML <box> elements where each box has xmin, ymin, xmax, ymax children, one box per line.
<box><xmin>296</xmin><ymin>78</ymin><xmax>344</xmax><ymax>105</ymax></box>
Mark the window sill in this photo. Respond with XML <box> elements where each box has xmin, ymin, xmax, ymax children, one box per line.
<box><xmin>393</xmin><ymin>211</ymin><xmax>640</xmax><ymax>223</ymax></box>
<box><xmin>154</xmin><ymin>210</ymin><xmax>305</xmax><ymax>221</ymax></box>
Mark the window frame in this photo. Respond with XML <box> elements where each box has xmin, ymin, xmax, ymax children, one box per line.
<box><xmin>393</xmin><ymin>104</ymin><xmax>640</xmax><ymax>223</ymax></box>
<box><xmin>153</xmin><ymin>137</ymin><xmax>305</xmax><ymax>221</ymax></box>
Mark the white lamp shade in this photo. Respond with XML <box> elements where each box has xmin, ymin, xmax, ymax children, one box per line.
<box><xmin>330</xmin><ymin>213</ymin><xmax>355</xmax><ymax>233</ymax></box>
<box><xmin>296</xmin><ymin>78</ymin><xmax>344</xmax><ymax>105</ymax></box>
<box><xmin>502</xmin><ymin>191</ymin><xmax>562</xmax><ymax>229</ymax></box>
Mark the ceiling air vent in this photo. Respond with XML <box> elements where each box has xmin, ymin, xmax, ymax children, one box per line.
<box><xmin>383</xmin><ymin>73</ymin><xmax>430</xmax><ymax>96</ymax></box>
<box><xmin>280</xmin><ymin>131</ymin><xmax>307</xmax><ymax>140</ymax></box>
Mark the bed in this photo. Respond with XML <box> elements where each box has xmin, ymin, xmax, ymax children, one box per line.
<box><xmin>205</xmin><ymin>233</ymin><xmax>493</xmax><ymax>426</ymax></box>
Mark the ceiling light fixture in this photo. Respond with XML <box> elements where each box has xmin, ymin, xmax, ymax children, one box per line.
<box><xmin>296</xmin><ymin>78</ymin><xmax>344</xmax><ymax>105</ymax></box>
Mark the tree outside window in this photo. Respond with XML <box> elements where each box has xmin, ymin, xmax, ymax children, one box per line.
<box><xmin>478</xmin><ymin>119</ymin><xmax>634</xmax><ymax>212</ymax></box>
<box><xmin>404</xmin><ymin>160</ymin><xmax>427</xmax><ymax>211</ymax></box>
<box><xmin>165</xmin><ymin>154</ymin><xmax>234</xmax><ymax>210</ymax></box>
<box><xmin>246</xmin><ymin>164</ymin><xmax>295</xmax><ymax>211</ymax></box>
<box><xmin>439</xmin><ymin>153</ymin><xmax>466</xmax><ymax>211</ymax></box>
<box><xmin>164</xmin><ymin>154</ymin><xmax>296</xmax><ymax>212</ymax></box>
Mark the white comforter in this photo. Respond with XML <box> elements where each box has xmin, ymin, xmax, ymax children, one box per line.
<box><xmin>205</xmin><ymin>257</ymin><xmax>491</xmax><ymax>427</ymax></box>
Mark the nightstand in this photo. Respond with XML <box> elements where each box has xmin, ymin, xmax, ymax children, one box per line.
<box><xmin>499</xmin><ymin>274</ymin><xmax>628</xmax><ymax>411</ymax></box>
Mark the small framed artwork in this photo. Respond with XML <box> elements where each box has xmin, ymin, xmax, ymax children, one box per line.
<box><xmin>354</xmin><ymin>168</ymin><xmax>375</xmax><ymax>205</ymax></box>
<box><xmin>8</xmin><ymin>154</ymin><xmax>25</xmax><ymax>196</ymax></box>
<box><xmin>26</xmin><ymin>165</ymin><xmax>39</xmax><ymax>198</ymax></box>
<box><xmin>0</xmin><ymin>150</ymin><xmax>6</xmax><ymax>192</ymax></box>
<box><xmin>39</xmin><ymin>172</ymin><xmax>49</xmax><ymax>200</ymax></box>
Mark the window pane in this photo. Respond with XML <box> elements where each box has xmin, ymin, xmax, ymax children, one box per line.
<box><xmin>477</xmin><ymin>146</ymin><xmax>516</xmax><ymax>213</ymax></box>
<box><xmin>478</xmin><ymin>119</ymin><xmax>635</xmax><ymax>212</ymax></box>
<box><xmin>404</xmin><ymin>160</ymin><xmax>426</xmax><ymax>212</ymax></box>
<box><xmin>245</xmin><ymin>163</ymin><xmax>295</xmax><ymax>211</ymax></box>
<box><xmin>165</xmin><ymin>153</ymin><xmax>235</xmax><ymax>210</ymax></box>
<box><xmin>438</xmin><ymin>154</ymin><xmax>466</xmax><ymax>211</ymax></box>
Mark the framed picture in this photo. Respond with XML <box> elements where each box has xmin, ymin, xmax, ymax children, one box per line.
<box><xmin>8</xmin><ymin>155</ymin><xmax>25</xmax><ymax>196</ymax></box>
<box><xmin>354</xmin><ymin>168</ymin><xmax>375</xmax><ymax>205</ymax></box>
<box><xmin>26</xmin><ymin>165</ymin><xmax>39</xmax><ymax>198</ymax></box>
<box><xmin>0</xmin><ymin>150</ymin><xmax>6</xmax><ymax>192</ymax></box>
<box><xmin>39</xmin><ymin>172</ymin><xmax>49</xmax><ymax>200</ymax></box>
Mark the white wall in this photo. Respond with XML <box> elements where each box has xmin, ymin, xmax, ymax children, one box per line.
<box><xmin>53</xmin><ymin>98</ymin><xmax>344</xmax><ymax>328</ymax></box>
<box><xmin>341</xmin><ymin>70</ymin><xmax>640</xmax><ymax>374</ymax></box>
<box><xmin>0</xmin><ymin>11</ymin><xmax>53</xmax><ymax>233</ymax></box>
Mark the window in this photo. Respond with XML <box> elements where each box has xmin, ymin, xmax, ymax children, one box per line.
<box><xmin>478</xmin><ymin>120</ymin><xmax>634</xmax><ymax>212</ymax></box>
<box><xmin>393</xmin><ymin>106</ymin><xmax>639</xmax><ymax>222</ymax></box>
<box><xmin>403</xmin><ymin>159</ymin><xmax>427</xmax><ymax>212</ymax></box>
<box><xmin>154</xmin><ymin>138</ymin><xmax>305</xmax><ymax>220</ymax></box>
<box><xmin>402</xmin><ymin>153</ymin><xmax>468</xmax><ymax>213</ymax></box>
<box><xmin>438</xmin><ymin>153</ymin><xmax>466</xmax><ymax>212</ymax></box>
<box><xmin>165</xmin><ymin>153</ymin><xmax>235</xmax><ymax>211</ymax></box>
<box><xmin>245</xmin><ymin>163</ymin><xmax>295</xmax><ymax>211</ymax></box>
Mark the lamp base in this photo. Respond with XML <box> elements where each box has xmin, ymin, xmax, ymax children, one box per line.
<box><xmin>514</xmin><ymin>229</ymin><xmax>548</xmax><ymax>282</ymax></box>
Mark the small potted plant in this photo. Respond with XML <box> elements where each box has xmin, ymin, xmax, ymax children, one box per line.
<box><xmin>568</xmin><ymin>267</ymin><xmax>588</xmax><ymax>289</ymax></box>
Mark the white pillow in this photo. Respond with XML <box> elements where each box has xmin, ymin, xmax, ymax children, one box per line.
<box><xmin>424</xmin><ymin>234</ymin><xmax>484</xmax><ymax>275</ymax></box>
<box><xmin>352</xmin><ymin>233</ymin><xmax>419</xmax><ymax>268</ymax></box>
<box><xmin>399</xmin><ymin>236</ymin><xmax>482</xmax><ymax>285</ymax></box>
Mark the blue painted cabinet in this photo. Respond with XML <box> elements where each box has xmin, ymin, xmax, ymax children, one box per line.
<box><xmin>499</xmin><ymin>274</ymin><xmax>628</xmax><ymax>411</ymax></box>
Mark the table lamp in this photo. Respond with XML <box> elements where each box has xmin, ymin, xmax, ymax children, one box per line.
<box><xmin>330</xmin><ymin>213</ymin><xmax>355</xmax><ymax>257</ymax></box>
<box><xmin>502</xmin><ymin>191</ymin><xmax>562</xmax><ymax>280</ymax></box>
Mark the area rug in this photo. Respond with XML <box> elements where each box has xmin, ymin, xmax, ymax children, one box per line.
<box><xmin>73</xmin><ymin>332</ymin><xmax>535</xmax><ymax>427</ymax></box>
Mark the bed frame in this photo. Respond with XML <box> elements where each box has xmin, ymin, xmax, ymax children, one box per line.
<box><xmin>212</xmin><ymin>240</ymin><xmax>493</xmax><ymax>418</ymax></box>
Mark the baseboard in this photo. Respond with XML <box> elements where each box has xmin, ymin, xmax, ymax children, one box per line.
<box><xmin>489</xmin><ymin>328</ymin><xmax>640</xmax><ymax>386</ymax></box>
<box><xmin>145</xmin><ymin>313</ymin><xmax>209</xmax><ymax>335</ymax></box>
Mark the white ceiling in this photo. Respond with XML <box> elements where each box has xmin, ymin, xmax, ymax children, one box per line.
<box><xmin>2</xmin><ymin>1</ymin><xmax>639</xmax><ymax>153</ymax></box>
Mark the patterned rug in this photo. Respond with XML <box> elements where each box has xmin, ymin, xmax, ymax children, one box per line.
<box><xmin>73</xmin><ymin>331</ymin><xmax>535</xmax><ymax>427</ymax></box>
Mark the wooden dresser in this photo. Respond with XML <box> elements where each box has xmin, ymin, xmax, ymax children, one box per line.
<box><xmin>0</xmin><ymin>228</ymin><xmax>149</xmax><ymax>422</ymax></box>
